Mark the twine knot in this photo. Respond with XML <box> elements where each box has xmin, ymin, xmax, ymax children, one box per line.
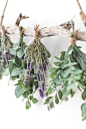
<box><xmin>70</xmin><ymin>37</ymin><xmax>76</xmax><ymax>45</ymax></box>
<box><xmin>34</xmin><ymin>24</ymin><xmax>40</xmax><ymax>40</ymax></box>
<box><xmin>69</xmin><ymin>30</ymin><xmax>78</xmax><ymax>45</ymax></box>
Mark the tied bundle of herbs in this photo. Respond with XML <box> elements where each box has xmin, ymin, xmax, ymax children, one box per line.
<box><xmin>45</xmin><ymin>20</ymin><xmax>86</xmax><ymax>121</ymax></box>
<box><xmin>4</xmin><ymin>26</ymin><xmax>39</xmax><ymax>110</ymax></box>
<box><xmin>0</xmin><ymin>27</ymin><xmax>13</xmax><ymax>80</ymax></box>
<box><xmin>25</xmin><ymin>24</ymin><xmax>51</xmax><ymax>99</ymax></box>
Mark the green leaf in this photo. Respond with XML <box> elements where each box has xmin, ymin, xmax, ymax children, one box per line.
<box><xmin>32</xmin><ymin>98</ymin><xmax>38</xmax><ymax>104</ymax></box>
<box><xmin>29</xmin><ymin>96</ymin><xmax>33</xmax><ymax>100</ymax></box>
<box><xmin>48</xmin><ymin>106</ymin><xmax>50</xmax><ymax>111</ymax></box>
<box><xmin>49</xmin><ymin>72</ymin><xmax>57</xmax><ymax>78</ymax></box>
<box><xmin>82</xmin><ymin>90</ymin><xmax>86</xmax><ymax>100</ymax></box>
<box><xmin>65</xmin><ymin>97</ymin><xmax>68</xmax><ymax>101</ymax></box>
<box><xmin>23</xmin><ymin>68</ymin><xmax>26</xmax><ymax>77</ymax></box>
<box><xmin>58</xmin><ymin>90</ymin><xmax>62</xmax><ymax>99</ymax></box>
<box><xmin>50</xmin><ymin>101</ymin><xmax>54</xmax><ymax>109</ymax></box>
<box><xmin>9</xmin><ymin>63</ymin><xmax>14</xmax><ymax>74</ymax></box>
<box><xmin>48</xmin><ymin>87</ymin><xmax>52</xmax><ymax>94</ymax></box>
<box><xmin>64</xmin><ymin>62</ymin><xmax>77</xmax><ymax>68</ymax></box>
<box><xmin>79</xmin><ymin>82</ymin><xmax>86</xmax><ymax>89</ymax></box>
<box><xmin>15</xmin><ymin>85</ymin><xmax>25</xmax><ymax>98</ymax></box>
<box><xmin>54</xmin><ymin>62</ymin><xmax>61</xmax><ymax>66</ymax></box>
<box><xmin>55</xmin><ymin>94</ymin><xmax>59</xmax><ymax>104</ymax></box>
<box><xmin>19</xmin><ymin>73</ymin><xmax>23</xmax><ymax>80</ymax></box>
<box><xmin>13</xmin><ymin>43</ymin><xmax>19</xmax><ymax>49</ymax></box>
<box><xmin>17</xmin><ymin>49</ymin><xmax>24</xmax><ymax>58</ymax></box>
<box><xmin>55</xmin><ymin>76</ymin><xmax>62</xmax><ymax>84</ymax></box>
<box><xmin>49</xmin><ymin>68</ymin><xmax>59</xmax><ymax>73</ymax></box>
<box><xmin>3</xmin><ymin>68</ymin><xmax>9</xmax><ymax>76</ymax></box>
<box><xmin>44</xmin><ymin>97</ymin><xmax>52</xmax><ymax>104</ymax></box>
<box><xmin>60</xmin><ymin>51</ymin><xmax>65</xmax><ymax>61</ymax></box>
<box><xmin>26</xmin><ymin>101</ymin><xmax>31</xmax><ymax>109</ymax></box>
<box><xmin>9</xmin><ymin>48</ymin><xmax>16</xmax><ymax>55</ymax></box>
<box><xmin>11</xmin><ymin>68</ymin><xmax>21</xmax><ymax>76</ymax></box>
<box><xmin>81</xmin><ymin>103</ymin><xmax>86</xmax><ymax>112</ymax></box>
<box><xmin>82</xmin><ymin>116</ymin><xmax>86</xmax><ymax>121</ymax></box>
<box><xmin>54</xmin><ymin>56</ymin><xmax>60</xmax><ymax>61</ymax></box>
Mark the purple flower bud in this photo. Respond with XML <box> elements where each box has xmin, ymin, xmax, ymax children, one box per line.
<box><xmin>30</xmin><ymin>61</ymin><xmax>34</xmax><ymax>70</ymax></box>
<box><xmin>23</xmin><ymin>81</ymin><xmax>26</xmax><ymax>86</ymax></box>
<box><xmin>39</xmin><ymin>89</ymin><xmax>44</xmax><ymax>99</ymax></box>
<box><xmin>35</xmin><ymin>73</ymin><xmax>38</xmax><ymax>78</ymax></box>
<box><xmin>7</xmin><ymin>51</ymin><xmax>11</xmax><ymax>55</ymax></box>
<box><xmin>45</xmin><ymin>92</ymin><xmax>48</xmax><ymax>97</ymax></box>
<box><xmin>40</xmin><ymin>74</ymin><xmax>44</xmax><ymax>81</ymax></box>
<box><xmin>38</xmin><ymin>63</ymin><xmax>42</xmax><ymax>71</ymax></box>
<box><xmin>43</xmin><ymin>62</ymin><xmax>47</xmax><ymax>71</ymax></box>
<box><xmin>3</xmin><ymin>51</ymin><xmax>11</xmax><ymax>61</ymax></box>
<box><xmin>41</xmin><ymin>86</ymin><xmax>45</xmax><ymax>92</ymax></box>
<box><xmin>40</xmin><ymin>82</ymin><xmax>45</xmax><ymax>92</ymax></box>
<box><xmin>4</xmin><ymin>56</ymin><xmax>7</xmax><ymax>60</ymax></box>
<box><xmin>26</xmin><ymin>70</ymin><xmax>30</xmax><ymax>75</ymax></box>
<box><xmin>24</xmin><ymin>56</ymin><xmax>27</xmax><ymax>61</ymax></box>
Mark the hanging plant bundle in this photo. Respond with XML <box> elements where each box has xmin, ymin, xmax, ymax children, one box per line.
<box><xmin>5</xmin><ymin>26</ymin><xmax>41</xmax><ymax>110</ymax></box>
<box><xmin>0</xmin><ymin>26</ymin><xmax>13</xmax><ymax>80</ymax></box>
<box><xmin>25</xmin><ymin>25</ymin><xmax>51</xmax><ymax>99</ymax></box>
<box><xmin>45</xmin><ymin>20</ymin><xmax>86</xmax><ymax>121</ymax></box>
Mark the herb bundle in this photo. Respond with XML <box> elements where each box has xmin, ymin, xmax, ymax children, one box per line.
<box><xmin>3</xmin><ymin>26</ymin><xmax>40</xmax><ymax>109</ymax></box>
<box><xmin>45</xmin><ymin>21</ymin><xmax>86</xmax><ymax>121</ymax></box>
<box><xmin>0</xmin><ymin>28</ymin><xmax>13</xmax><ymax>79</ymax></box>
<box><xmin>25</xmin><ymin>25</ymin><xmax>51</xmax><ymax>99</ymax></box>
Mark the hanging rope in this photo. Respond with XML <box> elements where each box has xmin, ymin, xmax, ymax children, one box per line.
<box><xmin>0</xmin><ymin>0</ymin><xmax>9</xmax><ymax>26</ymax></box>
<box><xmin>76</xmin><ymin>0</ymin><xmax>86</xmax><ymax>27</ymax></box>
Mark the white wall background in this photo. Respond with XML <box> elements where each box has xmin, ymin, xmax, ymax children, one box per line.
<box><xmin>0</xmin><ymin>0</ymin><xmax>86</xmax><ymax>129</ymax></box>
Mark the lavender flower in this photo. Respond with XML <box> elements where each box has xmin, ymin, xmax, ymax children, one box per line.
<box><xmin>24</xmin><ymin>56</ymin><xmax>27</xmax><ymax>61</ymax></box>
<box><xmin>40</xmin><ymin>82</ymin><xmax>45</xmax><ymax>92</ymax></box>
<box><xmin>23</xmin><ymin>75</ymin><xmax>30</xmax><ymax>85</ymax></box>
<box><xmin>30</xmin><ymin>61</ymin><xmax>34</xmax><ymax>70</ymax></box>
<box><xmin>38</xmin><ymin>63</ymin><xmax>42</xmax><ymax>71</ymax></box>
<box><xmin>43</xmin><ymin>62</ymin><xmax>47</xmax><ymax>71</ymax></box>
<box><xmin>4</xmin><ymin>56</ymin><xmax>7</xmax><ymax>60</ymax></box>
<box><xmin>26</xmin><ymin>70</ymin><xmax>30</xmax><ymax>75</ymax></box>
<box><xmin>45</xmin><ymin>92</ymin><xmax>48</xmax><ymax>97</ymax></box>
<box><xmin>39</xmin><ymin>89</ymin><xmax>44</xmax><ymax>99</ymax></box>
<box><xmin>3</xmin><ymin>51</ymin><xmax>11</xmax><ymax>61</ymax></box>
<box><xmin>40</xmin><ymin>74</ymin><xmax>44</xmax><ymax>81</ymax></box>
<box><xmin>35</xmin><ymin>73</ymin><xmax>38</xmax><ymax>78</ymax></box>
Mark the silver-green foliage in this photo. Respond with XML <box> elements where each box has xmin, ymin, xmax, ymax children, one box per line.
<box><xmin>45</xmin><ymin>44</ymin><xmax>86</xmax><ymax>121</ymax></box>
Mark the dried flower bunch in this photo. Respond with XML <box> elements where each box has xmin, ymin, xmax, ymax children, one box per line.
<box><xmin>0</xmin><ymin>30</ymin><xmax>13</xmax><ymax>79</ymax></box>
<box><xmin>45</xmin><ymin>21</ymin><xmax>86</xmax><ymax>121</ymax></box>
<box><xmin>25</xmin><ymin>25</ymin><xmax>51</xmax><ymax>99</ymax></box>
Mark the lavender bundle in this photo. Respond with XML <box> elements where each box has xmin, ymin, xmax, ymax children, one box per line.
<box><xmin>25</xmin><ymin>25</ymin><xmax>51</xmax><ymax>98</ymax></box>
<box><xmin>0</xmin><ymin>32</ymin><xmax>13</xmax><ymax>79</ymax></box>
